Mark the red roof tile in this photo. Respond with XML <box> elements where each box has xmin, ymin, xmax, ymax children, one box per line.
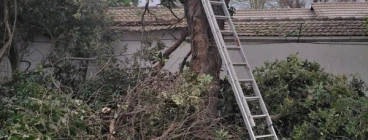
<box><xmin>108</xmin><ymin>7</ymin><xmax>186</xmax><ymax>31</ymax></box>
<box><xmin>312</xmin><ymin>2</ymin><xmax>368</xmax><ymax>18</ymax></box>
<box><xmin>109</xmin><ymin>2</ymin><xmax>368</xmax><ymax>36</ymax></box>
<box><xmin>231</xmin><ymin>18</ymin><xmax>366</xmax><ymax>36</ymax></box>
<box><xmin>232</xmin><ymin>9</ymin><xmax>315</xmax><ymax>20</ymax></box>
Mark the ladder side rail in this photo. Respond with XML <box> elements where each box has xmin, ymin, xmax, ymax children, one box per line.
<box><xmin>203</xmin><ymin>0</ymin><xmax>251</xmax><ymax>121</ymax></box>
<box><xmin>220</xmin><ymin>0</ymin><xmax>264</xmax><ymax>103</ymax></box>
<box><xmin>217</xmin><ymin>0</ymin><xmax>261</xmax><ymax>126</ymax></box>
<box><xmin>203</xmin><ymin>0</ymin><xmax>255</xmax><ymax>127</ymax></box>
<box><xmin>220</xmin><ymin>0</ymin><xmax>252</xmax><ymax>80</ymax></box>
<box><xmin>201</xmin><ymin>0</ymin><xmax>256</xmax><ymax>139</ymax></box>
<box><xmin>201</xmin><ymin>0</ymin><xmax>249</xmax><ymax>123</ymax></box>
<box><xmin>205</xmin><ymin>1</ymin><xmax>256</xmax><ymax>126</ymax></box>
<box><xmin>219</xmin><ymin>0</ymin><xmax>278</xmax><ymax>139</ymax></box>
<box><xmin>219</xmin><ymin>0</ymin><xmax>267</xmax><ymax>121</ymax></box>
<box><xmin>251</xmin><ymin>80</ymin><xmax>279</xmax><ymax>139</ymax></box>
<box><xmin>219</xmin><ymin>0</ymin><xmax>265</xmax><ymax>103</ymax></box>
<box><xmin>201</xmin><ymin>0</ymin><xmax>246</xmax><ymax>123</ymax></box>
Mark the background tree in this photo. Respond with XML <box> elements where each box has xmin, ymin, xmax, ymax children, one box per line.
<box><xmin>0</xmin><ymin>0</ymin><xmax>16</xmax><ymax>63</ymax></box>
<box><xmin>278</xmin><ymin>0</ymin><xmax>307</xmax><ymax>8</ymax></box>
<box><xmin>230</xmin><ymin>0</ymin><xmax>270</xmax><ymax>9</ymax></box>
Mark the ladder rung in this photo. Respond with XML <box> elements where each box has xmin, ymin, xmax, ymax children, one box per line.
<box><xmin>226</xmin><ymin>45</ymin><xmax>240</xmax><ymax>50</ymax></box>
<box><xmin>215</xmin><ymin>16</ymin><xmax>228</xmax><ymax>20</ymax></box>
<box><xmin>255</xmin><ymin>134</ymin><xmax>275</xmax><ymax>139</ymax></box>
<box><xmin>209</xmin><ymin>1</ymin><xmax>223</xmax><ymax>5</ymax></box>
<box><xmin>245</xmin><ymin>96</ymin><xmax>260</xmax><ymax>101</ymax></box>
<box><xmin>238</xmin><ymin>79</ymin><xmax>253</xmax><ymax>82</ymax></box>
<box><xmin>233</xmin><ymin>62</ymin><xmax>247</xmax><ymax>66</ymax></box>
<box><xmin>252</xmin><ymin>114</ymin><xmax>267</xmax><ymax>119</ymax></box>
<box><xmin>201</xmin><ymin>0</ymin><xmax>278</xmax><ymax>138</ymax></box>
<box><xmin>220</xmin><ymin>30</ymin><xmax>234</xmax><ymax>35</ymax></box>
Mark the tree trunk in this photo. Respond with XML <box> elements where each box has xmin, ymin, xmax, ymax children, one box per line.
<box><xmin>183</xmin><ymin>0</ymin><xmax>224</xmax><ymax>121</ymax></box>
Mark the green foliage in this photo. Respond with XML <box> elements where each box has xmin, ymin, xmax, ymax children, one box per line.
<box><xmin>136</xmin><ymin>35</ymin><xmax>170</xmax><ymax>66</ymax></box>
<box><xmin>0</xmin><ymin>71</ymin><xmax>100</xmax><ymax>139</ymax></box>
<box><xmin>161</xmin><ymin>73</ymin><xmax>213</xmax><ymax>108</ymax></box>
<box><xmin>108</xmin><ymin>0</ymin><xmax>138</xmax><ymax>7</ymax></box>
<box><xmin>0</xmin><ymin>0</ymin><xmax>119</xmax><ymax>88</ymax></box>
<box><xmin>253</xmin><ymin>54</ymin><xmax>368</xmax><ymax>139</ymax></box>
<box><xmin>218</xmin><ymin>54</ymin><xmax>368</xmax><ymax>139</ymax></box>
<box><xmin>1</xmin><ymin>1</ymin><xmax>120</xmax><ymax>138</ymax></box>
<box><xmin>74</xmin><ymin>66</ymin><xmax>135</xmax><ymax>110</ymax></box>
<box><xmin>218</xmin><ymin>77</ymin><xmax>255</xmax><ymax>139</ymax></box>
<box><xmin>214</xmin><ymin>129</ymin><xmax>230</xmax><ymax>140</ymax></box>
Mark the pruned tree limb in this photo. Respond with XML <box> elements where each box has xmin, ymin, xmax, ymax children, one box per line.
<box><xmin>154</xmin><ymin>28</ymin><xmax>188</xmax><ymax>70</ymax></box>
<box><xmin>179</xmin><ymin>49</ymin><xmax>191</xmax><ymax>73</ymax></box>
<box><xmin>108</xmin><ymin>118</ymin><xmax>116</xmax><ymax>140</ymax></box>
<box><xmin>89</xmin><ymin>56</ymin><xmax>113</xmax><ymax>78</ymax></box>
<box><xmin>163</xmin><ymin>28</ymin><xmax>188</xmax><ymax>57</ymax></box>
<box><xmin>141</xmin><ymin>0</ymin><xmax>152</xmax><ymax>32</ymax></box>
<box><xmin>152</xmin><ymin>123</ymin><xmax>178</xmax><ymax>140</ymax></box>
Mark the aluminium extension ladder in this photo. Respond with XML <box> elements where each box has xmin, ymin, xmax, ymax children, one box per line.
<box><xmin>201</xmin><ymin>0</ymin><xmax>278</xmax><ymax>139</ymax></box>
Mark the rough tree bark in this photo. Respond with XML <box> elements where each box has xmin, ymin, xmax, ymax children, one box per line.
<box><xmin>183</xmin><ymin>0</ymin><xmax>230</xmax><ymax>121</ymax></box>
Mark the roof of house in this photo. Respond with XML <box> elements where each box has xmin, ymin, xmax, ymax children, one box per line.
<box><xmin>109</xmin><ymin>2</ymin><xmax>368</xmax><ymax>37</ymax></box>
<box><xmin>109</xmin><ymin>7</ymin><xmax>186</xmax><ymax>31</ymax></box>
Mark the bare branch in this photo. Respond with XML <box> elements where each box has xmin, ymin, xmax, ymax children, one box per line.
<box><xmin>89</xmin><ymin>56</ymin><xmax>113</xmax><ymax>78</ymax></box>
<box><xmin>42</xmin><ymin>56</ymin><xmax>98</xmax><ymax>69</ymax></box>
<box><xmin>141</xmin><ymin>0</ymin><xmax>150</xmax><ymax>32</ymax></box>
<box><xmin>0</xmin><ymin>0</ymin><xmax>17</xmax><ymax>62</ymax></box>
<box><xmin>166</xmin><ymin>6</ymin><xmax>181</xmax><ymax>20</ymax></box>
<box><xmin>154</xmin><ymin>28</ymin><xmax>188</xmax><ymax>70</ymax></box>
<box><xmin>108</xmin><ymin>118</ymin><xmax>116</xmax><ymax>140</ymax></box>
<box><xmin>163</xmin><ymin>28</ymin><xmax>188</xmax><ymax>57</ymax></box>
<box><xmin>179</xmin><ymin>49</ymin><xmax>191</xmax><ymax>73</ymax></box>
<box><xmin>152</xmin><ymin>123</ymin><xmax>179</xmax><ymax>140</ymax></box>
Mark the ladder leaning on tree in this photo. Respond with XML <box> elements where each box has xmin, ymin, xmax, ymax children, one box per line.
<box><xmin>200</xmin><ymin>0</ymin><xmax>278</xmax><ymax>139</ymax></box>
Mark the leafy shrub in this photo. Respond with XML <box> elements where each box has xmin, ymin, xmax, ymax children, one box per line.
<box><xmin>218</xmin><ymin>54</ymin><xmax>368</xmax><ymax>139</ymax></box>
<box><xmin>0</xmin><ymin>70</ymin><xmax>101</xmax><ymax>139</ymax></box>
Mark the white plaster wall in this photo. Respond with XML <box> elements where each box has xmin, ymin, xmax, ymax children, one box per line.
<box><xmin>18</xmin><ymin>36</ymin><xmax>52</xmax><ymax>71</ymax></box>
<box><xmin>12</xmin><ymin>33</ymin><xmax>368</xmax><ymax>83</ymax></box>
<box><xmin>242</xmin><ymin>42</ymin><xmax>368</xmax><ymax>82</ymax></box>
<box><xmin>116</xmin><ymin>30</ymin><xmax>191</xmax><ymax>72</ymax></box>
<box><xmin>117</xmin><ymin>31</ymin><xmax>368</xmax><ymax>83</ymax></box>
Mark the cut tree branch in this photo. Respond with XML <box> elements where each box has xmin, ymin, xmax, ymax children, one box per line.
<box><xmin>163</xmin><ymin>28</ymin><xmax>188</xmax><ymax>57</ymax></box>
<box><xmin>141</xmin><ymin>0</ymin><xmax>150</xmax><ymax>32</ymax></box>
<box><xmin>179</xmin><ymin>49</ymin><xmax>191</xmax><ymax>73</ymax></box>
<box><xmin>152</xmin><ymin>123</ymin><xmax>178</xmax><ymax>140</ymax></box>
<box><xmin>154</xmin><ymin>28</ymin><xmax>188</xmax><ymax>70</ymax></box>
